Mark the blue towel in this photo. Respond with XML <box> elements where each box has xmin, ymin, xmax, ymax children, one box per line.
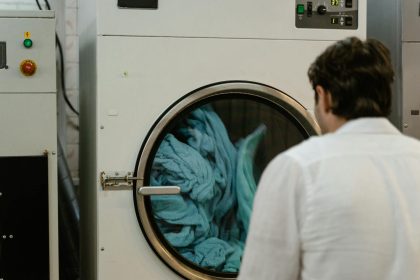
<box><xmin>236</xmin><ymin>124</ymin><xmax>267</xmax><ymax>234</ymax></box>
<box><xmin>150</xmin><ymin>194</ymin><xmax>210</xmax><ymax>246</ymax></box>
<box><xmin>178</xmin><ymin>106</ymin><xmax>238</xmax><ymax>224</ymax></box>
<box><xmin>150</xmin><ymin>105</ymin><xmax>266</xmax><ymax>272</ymax></box>
<box><xmin>150</xmin><ymin>133</ymin><xmax>215</xmax><ymax>202</ymax></box>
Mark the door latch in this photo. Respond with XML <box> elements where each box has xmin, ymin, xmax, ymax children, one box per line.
<box><xmin>100</xmin><ymin>171</ymin><xmax>180</xmax><ymax>195</ymax></box>
<box><xmin>100</xmin><ymin>171</ymin><xmax>140</xmax><ymax>190</ymax></box>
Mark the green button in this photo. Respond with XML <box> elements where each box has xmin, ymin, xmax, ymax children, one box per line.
<box><xmin>23</xmin><ymin>39</ymin><xmax>33</xmax><ymax>48</ymax></box>
<box><xmin>297</xmin><ymin>4</ymin><xmax>305</xmax><ymax>15</ymax></box>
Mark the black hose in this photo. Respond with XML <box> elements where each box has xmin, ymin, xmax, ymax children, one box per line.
<box><xmin>58</xmin><ymin>141</ymin><xmax>80</xmax><ymax>280</ymax></box>
<box><xmin>35</xmin><ymin>0</ymin><xmax>80</xmax><ymax>116</ymax></box>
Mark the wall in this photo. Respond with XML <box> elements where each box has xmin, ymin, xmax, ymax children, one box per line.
<box><xmin>0</xmin><ymin>0</ymin><xmax>80</xmax><ymax>181</ymax></box>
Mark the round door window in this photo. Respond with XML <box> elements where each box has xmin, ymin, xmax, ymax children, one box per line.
<box><xmin>134</xmin><ymin>82</ymin><xmax>319</xmax><ymax>279</ymax></box>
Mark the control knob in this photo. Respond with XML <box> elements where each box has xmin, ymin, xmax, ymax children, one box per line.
<box><xmin>317</xmin><ymin>5</ymin><xmax>327</xmax><ymax>15</ymax></box>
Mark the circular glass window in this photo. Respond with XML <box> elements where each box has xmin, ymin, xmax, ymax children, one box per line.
<box><xmin>134</xmin><ymin>82</ymin><xmax>319</xmax><ymax>279</ymax></box>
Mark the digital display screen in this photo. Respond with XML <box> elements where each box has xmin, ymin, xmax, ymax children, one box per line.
<box><xmin>331</xmin><ymin>0</ymin><xmax>339</xmax><ymax>6</ymax></box>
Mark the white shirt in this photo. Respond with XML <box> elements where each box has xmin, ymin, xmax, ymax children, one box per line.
<box><xmin>238</xmin><ymin>118</ymin><xmax>420</xmax><ymax>280</ymax></box>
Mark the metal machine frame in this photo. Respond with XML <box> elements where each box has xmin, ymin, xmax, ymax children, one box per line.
<box><xmin>367</xmin><ymin>0</ymin><xmax>420</xmax><ymax>139</ymax></box>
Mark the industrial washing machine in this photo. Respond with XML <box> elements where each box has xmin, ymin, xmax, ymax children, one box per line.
<box><xmin>79</xmin><ymin>1</ymin><xmax>366</xmax><ymax>279</ymax></box>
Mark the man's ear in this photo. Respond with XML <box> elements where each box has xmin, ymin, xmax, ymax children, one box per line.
<box><xmin>315</xmin><ymin>85</ymin><xmax>332</xmax><ymax>113</ymax></box>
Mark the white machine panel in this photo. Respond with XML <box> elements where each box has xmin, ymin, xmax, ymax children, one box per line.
<box><xmin>0</xmin><ymin>11</ymin><xmax>58</xmax><ymax>280</ymax></box>
<box><xmin>402</xmin><ymin>42</ymin><xmax>420</xmax><ymax>139</ymax></box>
<box><xmin>95</xmin><ymin>35</ymin><xmax>333</xmax><ymax>184</ymax></box>
<box><xmin>83</xmin><ymin>0</ymin><xmax>366</xmax><ymax>39</ymax></box>
<box><xmin>0</xmin><ymin>94</ymin><xmax>56</xmax><ymax>156</ymax></box>
<box><xmin>402</xmin><ymin>0</ymin><xmax>420</xmax><ymax>42</ymax></box>
<box><xmin>0</xmin><ymin>11</ymin><xmax>56</xmax><ymax>93</ymax></box>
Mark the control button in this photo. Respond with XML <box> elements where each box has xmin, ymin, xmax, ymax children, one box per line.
<box><xmin>297</xmin><ymin>4</ymin><xmax>305</xmax><ymax>15</ymax></box>
<box><xmin>331</xmin><ymin>17</ymin><xmax>339</xmax><ymax>24</ymax></box>
<box><xmin>307</xmin><ymin>2</ymin><xmax>313</xmax><ymax>16</ymax></box>
<box><xmin>345</xmin><ymin>0</ymin><xmax>353</xmax><ymax>8</ymax></box>
<box><xmin>317</xmin><ymin>5</ymin><xmax>327</xmax><ymax>15</ymax></box>
<box><xmin>20</xmin><ymin>59</ymin><xmax>37</xmax><ymax>76</ymax></box>
<box><xmin>345</xmin><ymin>16</ymin><xmax>353</xmax><ymax>26</ymax></box>
<box><xmin>23</xmin><ymin>38</ymin><xmax>33</xmax><ymax>48</ymax></box>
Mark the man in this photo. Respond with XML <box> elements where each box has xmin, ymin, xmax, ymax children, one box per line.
<box><xmin>238</xmin><ymin>37</ymin><xmax>420</xmax><ymax>280</ymax></box>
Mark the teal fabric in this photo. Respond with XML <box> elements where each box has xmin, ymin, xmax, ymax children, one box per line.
<box><xmin>235</xmin><ymin>124</ymin><xmax>267</xmax><ymax>234</ymax></box>
<box><xmin>150</xmin><ymin>133</ymin><xmax>215</xmax><ymax>202</ymax></box>
<box><xmin>179</xmin><ymin>106</ymin><xmax>238</xmax><ymax>224</ymax></box>
<box><xmin>150</xmin><ymin>105</ymin><xmax>266</xmax><ymax>272</ymax></box>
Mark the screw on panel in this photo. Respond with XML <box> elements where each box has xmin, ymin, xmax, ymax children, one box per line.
<box><xmin>100</xmin><ymin>125</ymin><xmax>104</xmax><ymax>129</ymax></box>
<box><xmin>101</xmin><ymin>247</ymin><xmax>105</xmax><ymax>251</ymax></box>
<box><xmin>9</xmin><ymin>235</ymin><xmax>13</xmax><ymax>239</ymax></box>
<box><xmin>404</xmin><ymin>123</ymin><xmax>409</xmax><ymax>128</ymax></box>
<box><xmin>2</xmin><ymin>235</ymin><xmax>6</xmax><ymax>239</ymax></box>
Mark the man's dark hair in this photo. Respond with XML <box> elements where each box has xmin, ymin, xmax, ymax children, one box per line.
<box><xmin>308</xmin><ymin>37</ymin><xmax>395</xmax><ymax>119</ymax></box>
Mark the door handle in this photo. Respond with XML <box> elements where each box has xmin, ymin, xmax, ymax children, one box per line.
<box><xmin>138</xmin><ymin>186</ymin><xmax>181</xmax><ymax>196</ymax></box>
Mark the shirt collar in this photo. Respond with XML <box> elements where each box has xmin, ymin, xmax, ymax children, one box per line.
<box><xmin>334</xmin><ymin>117</ymin><xmax>401</xmax><ymax>135</ymax></box>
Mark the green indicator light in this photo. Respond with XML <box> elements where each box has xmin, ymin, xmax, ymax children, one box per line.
<box><xmin>297</xmin><ymin>4</ymin><xmax>305</xmax><ymax>15</ymax></box>
<box><xmin>23</xmin><ymin>39</ymin><xmax>33</xmax><ymax>48</ymax></box>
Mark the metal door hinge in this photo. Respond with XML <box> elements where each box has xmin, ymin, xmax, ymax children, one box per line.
<box><xmin>100</xmin><ymin>171</ymin><xmax>142</xmax><ymax>190</ymax></box>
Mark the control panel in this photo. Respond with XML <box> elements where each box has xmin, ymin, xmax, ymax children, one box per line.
<box><xmin>296</xmin><ymin>0</ymin><xmax>358</xmax><ymax>29</ymax></box>
<box><xmin>0</xmin><ymin>10</ymin><xmax>58</xmax><ymax>280</ymax></box>
<box><xmin>0</xmin><ymin>11</ymin><xmax>56</xmax><ymax>93</ymax></box>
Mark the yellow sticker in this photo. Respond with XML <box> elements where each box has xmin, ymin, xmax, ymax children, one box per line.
<box><xmin>24</xmin><ymin>32</ymin><xmax>31</xmax><ymax>39</ymax></box>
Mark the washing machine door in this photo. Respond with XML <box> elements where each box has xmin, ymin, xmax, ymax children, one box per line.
<box><xmin>134</xmin><ymin>81</ymin><xmax>320</xmax><ymax>279</ymax></box>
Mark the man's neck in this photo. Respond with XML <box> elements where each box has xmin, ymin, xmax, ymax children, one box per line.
<box><xmin>325</xmin><ymin>115</ymin><xmax>347</xmax><ymax>133</ymax></box>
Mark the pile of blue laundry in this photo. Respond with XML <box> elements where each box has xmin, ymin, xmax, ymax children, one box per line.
<box><xmin>149</xmin><ymin>105</ymin><xmax>266</xmax><ymax>272</ymax></box>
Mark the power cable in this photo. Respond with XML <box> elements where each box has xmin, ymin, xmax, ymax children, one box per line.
<box><xmin>35</xmin><ymin>0</ymin><xmax>42</xmax><ymax>10</ymax></box>
<box><xmin>36</xmin><ymin>0</ymin><xmax>80</xmax><ymax>116</ymax></box>
<box><xmin>44</xmin><ymin>0</ymin><xmax>51</xmax><ymax>10</ymax></box>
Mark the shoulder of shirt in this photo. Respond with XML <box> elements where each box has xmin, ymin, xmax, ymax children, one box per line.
<box><xmin>282</xmin><ymin>135</ymin><xmax>327</xmax><ymax>163</ymax></box>
<box><xmin>276</xmin><ymin>131</ymin><xmax>420</xmax><ymax>167</ymax></box>
<box><xmin>268</xmin><ymin>135</ymin><xmax>328</xmax><ymax>168</ymax></box>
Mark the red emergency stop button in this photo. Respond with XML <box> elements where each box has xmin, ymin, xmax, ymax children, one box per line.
<box><xmin>20</xmin><ymin>59</ymin><xmax>37</xmax><ymax>76</ymax></box>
